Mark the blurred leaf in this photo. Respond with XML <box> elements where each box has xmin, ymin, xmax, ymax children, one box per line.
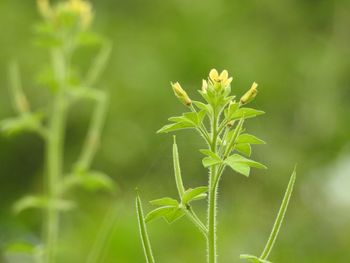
<box><xmin>4</xmin><ymin>241</ymin><xmax>44</xmax><ymax>263</ymax></box>
<box><xmin>0</xmin><ymin>113</ymin><xmax>44</xmax><ymax>136</ymax></box>
<box><xmin>13</xmin><ymin>195</ymin><xmax>75</xmax><ymax>214</ymax></box>
<box><xmin>150</xmin><ymin>197</ymin><xmax>178</xmax><ymax>207</ymax></box>
<box><xmin>182</xmin><ymin>187</ymin><xmax>208</xmax><ymax>204</ymax></box>
<box><xmin>62</xmin><ymin>171</ymin><xmax>115</xmax><ymax>193</ymax></box>
<box><xmin>235</xmin><ymin>143</ymin><xmax>252</xmax><ymax>157</ymax></box>
<box><xmin>145</xmin><ymin>206</ymin><xmax>176</xmax><ymax>223</ymax></box>
<box><xmin>237</xmin><ymin>134</ymin><xmax>266</xmax><ymax>145</ymax></box>
<box><xmin>77</xmin><ymin>31</ymin><xmax>104</xmax><ymax>47</ymax></box>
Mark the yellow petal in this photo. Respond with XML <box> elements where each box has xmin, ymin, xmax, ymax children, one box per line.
<box><xmin>219</xmin><ymin>70</ymin><xmax>228</xmax><ymax>81</ymax></box>
<box><xmin>209</xmin><ymin>69</ymin><xmax>219</xmax><ymax>81</ymax></box>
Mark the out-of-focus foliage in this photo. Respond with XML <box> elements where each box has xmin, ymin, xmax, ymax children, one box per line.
<box><xmin>0</xmin><ymin>0</ymin><xmax>349</xmax><ymax>262</ymax></box>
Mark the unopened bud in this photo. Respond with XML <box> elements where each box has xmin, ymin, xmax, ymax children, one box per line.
<box><xmin>240</xmin><ymin>82</ymin><xmax>258</xmax><ymax>105</ymax></box>
<box><xmin>201</xmin><ymin>79</ymin><xmax>208</xmax><ymax>94</ymax></box>
<box><xmin>171</xmin><ymin>82</ymin><xmax>192</xmax><ymax>106</ymax></box>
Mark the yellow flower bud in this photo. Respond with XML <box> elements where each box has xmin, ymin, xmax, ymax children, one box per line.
<box><xmin>37</xmin><ymin>0</ymin><xmax>53</xmax><ymax>18</ymax></box>
<box><xmin>171</xmin><ymin>82</ymin><xmax>192</xmax><ymax>106</ymax></box>
<box><xmin>69</xmin><ymin>0</ymin><xmax>93</xmax><ymax>29</ymax></box>
<box><xmin>240</xmin><ymin>82</ymin><xmax>258</xmax><ymax>105</ymax></box>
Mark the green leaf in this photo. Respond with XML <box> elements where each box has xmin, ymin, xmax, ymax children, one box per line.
<box><xmin>150</xmin><ymin>197</ymin><xmax>178</xmax><ymax>207</ymax></box>
<box><xmin>192</xmin><ymin>101</ymin><xmax>210</xmax><ymax>113</ymax></box>
<box><xmin>240</xmin><ymin>254</ymin><xmax>272</xmax><ymax>263</ymax></box>
<box><xmin>13</xmin><ymin>195</ymin><xmax>75</xmax><ymax>214</ymax></box>
<box><xmin>145</xmin><ymin>206</ymin><xmax>176</xmax><ymax>223</ymax></box>
<box><xmin>182</xmin><ymin>186</ymin><xmax>208</xmax><ymax>204</ymax></box>
<box><xmin>200</xmin><ymin>149</ymin><xmax>222</xmax><ymax>167</ymax></box>
<box><xmin>202</xmin><ymin>156</ymin><xmax>222</xmax><ymax>167</ymax></box>
<box><xmin>230</xmin><ymin>108</ymin><xmax>265</xmax><ymax>121</ymax></box>
<box><xmin>237</xmin><ymin>134</ymin><xmax>266</xmax><ymax>145</ymax></box>
<box><xmin>225</xmin><ymin>101</ymin><xmax>239</xmax><ymax>119</ymax></box>
<box><xmin>225</xmin><ymin>154</ymin><xmax>267</xmax><ymax>177</ymax></box>
<box><xmin>164</xmin><ymin>208</ymin><xmax>185</xmax><ymax>224</ymax></box>
<box><xmin>136</xmin><ymin>193</ymin><xmax>155</xmax><ymax>263</ymax></box>
<box><xmin>235</xmin><ymin>143</ymin><xmax>252</xmax><ymax>157</ymax></box>
<box><xmin>157</xmin><ymin>121</ymin><xmax>195</xmax><ymax>133</ymax></box>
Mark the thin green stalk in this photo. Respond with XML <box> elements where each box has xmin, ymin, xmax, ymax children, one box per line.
<box><xmin>45</xmin><ymin>48</ymin><xmax>67</xmax><ymax>263</ymax></box>
<box><xmin>136</xmin><ymin>193</ymin><xmax>155</xmax><ymax>263</ymax></box>
<box><xmin>183</xmin><ymin>207</ymin><xmax>208</xmax><ymax>238</ymax></box>
<box><xmin>260</xmin><ymin>168</ymin><xmax>297</xmax><ymax>260</ymax></box>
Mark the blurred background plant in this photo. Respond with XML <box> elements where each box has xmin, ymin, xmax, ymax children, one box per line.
<box><xmin>0</xmin><ymin>0</ymin><xmax>349</xmax><ymax>262</ymax></box>
<box><xmin>0</xmin><ymin>0</ymin><xmax>115</xmax><ymax>262</ymax></box>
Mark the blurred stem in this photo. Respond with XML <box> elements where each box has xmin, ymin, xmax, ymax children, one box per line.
<box><xmin>86</xmin><ymin>205</ymin><xmax>118</xmax><ymax>263</ymax></box>
<box><xmin>45</xmin><ymin>48</ymin><xmax>67</xmax><ymax>263</ymax></box>
<box><xmin>74</xmin><ymin>89</ymin><xmax>108</xmax><ymax>172</ymax></box>
<box><xmin>8</xmin><ymin>61</ymin><xmax>30</xmax><ymax>114</ymax></box>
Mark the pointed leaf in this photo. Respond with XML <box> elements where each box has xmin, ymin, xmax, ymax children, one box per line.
<box><xmin>237</xmin><ymin>134</ymin><xmax>266</xmax><ymax>145</ymax></box>
<box><xmin>157</xmin><ymin>121</ymin><xmax>195</xmax><ymax>133</ymax></box>
<box><xmin>150</xmin><ymin>197</ymin><xmax>178</xmax><ymax>207</ymax></box>
<box><xmin>202</xmin><ymin>156</ymin><xmax>222</xmax><ymax>168</ymax></box>
<box><xmin>226</xmin><ymin>154</ymin><xmax>267</xmax><ymax>170</ymax></box>
<box><xmin>235</xmin><ymin>143</ymin><xmax>252</xmax><ymax>157</ymax></box>
<box><xmin>230</xmin><ymin>108</ymin><xmax>265</xmax><ymax>121</ymax></box>
<box><xmin>182</xmin><ymin>186</ymin><xmax>208</xmax><ymax>204</ymax></box>
<box><xmin>145</xmin><ymin>206</ymin><xmax>176</xmax><ymax>223</ymax></box>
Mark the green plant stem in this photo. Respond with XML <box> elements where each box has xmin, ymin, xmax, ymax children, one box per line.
<box><xmin>207</xmin><ymin>107</ymin><xmax>219</xmax><ymax>263</ymax></box>
<box><xmin>45</xmin><ymin>48</ymin><xmax>67</xmax><ymax>263</ymax></box>
<box><xmin>207</xmin><ymin>167</ymin><xmax>218</xmax><ymax>263</ymax></box>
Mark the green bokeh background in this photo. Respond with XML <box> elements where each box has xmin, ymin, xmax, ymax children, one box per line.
<box><xmin>1</xmin><ymin>0</ymin><xmax>350</xmax><ymax>262</ymax></box>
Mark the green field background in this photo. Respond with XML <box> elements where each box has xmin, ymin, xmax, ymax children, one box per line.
<box><xmin>0</xmin><ymin>0</ymin><xmax>349</xmax><ymax>262</ymax></box>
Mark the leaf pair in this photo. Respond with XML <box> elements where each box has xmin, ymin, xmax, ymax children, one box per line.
<box><xmin>201</xmin><ymin>149</ymin><xmax>267</xmax><ymax>177</ymax></box>
<box><xmin>157</xmin><ymin>111</ymin><xmax>205</xmax><ymax>134</ymax></box>
<box><xmin>146</xmin><ymin>186</ymin><xmax>208</xmax><ymax>224</ymax></box>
